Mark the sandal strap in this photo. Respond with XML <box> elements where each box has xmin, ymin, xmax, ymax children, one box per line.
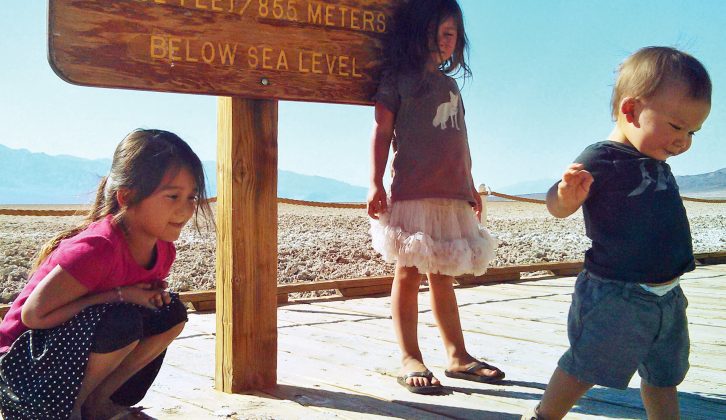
<box><xmin>400</xmin><ymin>369</ymin><xmax>433</xmax><ymax>380</ymax></box>
<box><xmin>465</xmin><ymin>361</ymin><xmax>499</xmax><ymax>373</ymax></box>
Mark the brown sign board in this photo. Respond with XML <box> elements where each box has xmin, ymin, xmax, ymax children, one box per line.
<box><xmin>48</xmin><ymin>0</ymin><xmax>399</xmax><ymax>105</ymax></box>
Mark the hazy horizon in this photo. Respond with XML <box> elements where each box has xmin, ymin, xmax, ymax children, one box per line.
<box><xmin>2</xmin><ymin>1</ymin><xmax>725</xmax><ymax>194</ymax></box>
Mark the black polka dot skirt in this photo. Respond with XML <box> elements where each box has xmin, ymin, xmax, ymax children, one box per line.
<box><xmin>0</xmin><ymin>304</ymin><xmax>112</xmax><ymax>420</ymax></box>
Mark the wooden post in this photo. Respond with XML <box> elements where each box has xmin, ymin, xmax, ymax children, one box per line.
<box><xmin>215</xmin><ymin>97</ymin><xmax>278</xmax><ymax>391</ymax></box>
<box><xmin>48</xmin><ymin>0</ymin><xmax>397</xmax><ymax>395</ymax></box>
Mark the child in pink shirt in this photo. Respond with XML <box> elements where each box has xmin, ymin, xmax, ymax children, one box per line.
<box><xmin>0</xmin><ymin>129</ymin><xmax>212</xmax><ymax>420</ymax></box>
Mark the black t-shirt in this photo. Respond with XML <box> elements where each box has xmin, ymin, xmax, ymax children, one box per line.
<box><xmin>575</xmin><ymin>141</ymin><xmax>694</xmax><ymax>283</ymax></box>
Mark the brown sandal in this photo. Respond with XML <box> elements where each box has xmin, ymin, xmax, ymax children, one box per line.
<box><xmin>396</xmin><ymin>369</ymin><xmax>444</xmax><ymax>394</ymax></box>
<box><xmin>444</xmin><ymin>361</ymin><xmax>505</xmax><ymax>383</ymax></box>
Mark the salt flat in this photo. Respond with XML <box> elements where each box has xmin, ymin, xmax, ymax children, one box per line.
<box><xmin>2</xmin><ymin>200</ymin><xmax>725</xmax><ymax>303</ymax></box>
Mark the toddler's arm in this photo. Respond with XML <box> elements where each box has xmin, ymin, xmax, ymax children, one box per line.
<box><xmin>367</xmin><ymin>102</ymin><xmax>395</xmax><ymax>219</ymax></box>
<box><xmin>546</xmin><ymin>163</ymin><xmax>593</xmax><ymax>218</ymax></box>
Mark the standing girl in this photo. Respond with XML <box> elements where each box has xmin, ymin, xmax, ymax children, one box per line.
<box><xmin>367</xmin><ymin>0</ymin><xmax>503</xmax><ymax>394</ymax></box>
<box><xmin>0</xmin><ymin>129</ymin><xmax>211</xmax><ymax>419</ymax></box>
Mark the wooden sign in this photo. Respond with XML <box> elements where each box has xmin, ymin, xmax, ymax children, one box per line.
<box><xmin>48</xmin><ymin>0</ymin><xmax>397</xmax><ymax>105</ymax></box>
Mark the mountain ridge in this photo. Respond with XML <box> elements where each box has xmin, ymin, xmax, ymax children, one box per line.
<box><xmin>0</xmin><ymin>145</ymin><xmax>367</xmax><ymax>204</ymax></box>
<box><xmin>1</xmin><ymin>144</ymin><xmax>724</xmax><ymax>204</ymax></box>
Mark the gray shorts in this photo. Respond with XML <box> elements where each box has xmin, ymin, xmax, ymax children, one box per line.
<box><xmin>558</xmin><ymin>270</ymin><xmax>689</xmax><ymax>389</ymax></box>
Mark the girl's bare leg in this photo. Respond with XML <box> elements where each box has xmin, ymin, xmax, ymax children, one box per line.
<box><xmin>72</xmin><ymin>341</ymin><xmax>139</xmax><ymax>418</ymax></box>
<box><xmin>392</xmin><ymin>263</ymin><xmax>440</xmax><ymax>387</ymax></box>
<box><xmin>83</xmin><ymin>322</ymin><xmax>185</xmax><ymax>419</ymax></box>
<box><xmin>427</xmin><ymin>273</ymin><xmax>501</xmax><ymax>379</ymax></box>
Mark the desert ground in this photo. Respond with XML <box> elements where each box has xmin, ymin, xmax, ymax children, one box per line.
<box><xmin>1</xmin><ymin>200</ymin><xmax>725</xmax><ymax>303</ymax></box>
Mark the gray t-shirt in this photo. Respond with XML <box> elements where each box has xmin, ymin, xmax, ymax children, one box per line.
<box><xmin>374</xmin><ymin>70</ymin><xmax>476</xmax><ymax>204</ymax></box>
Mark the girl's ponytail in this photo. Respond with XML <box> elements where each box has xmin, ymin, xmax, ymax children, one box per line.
<box><xmin>31</xmin><ymin>176</ymin><xmax>114</xmax><ymax>270</ymax></box>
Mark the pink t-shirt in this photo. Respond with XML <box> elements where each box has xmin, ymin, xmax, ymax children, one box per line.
<box><xmin>0</xmin><ymin>215</ymin><xmax>176</xmax><ymax>352</ymax></box>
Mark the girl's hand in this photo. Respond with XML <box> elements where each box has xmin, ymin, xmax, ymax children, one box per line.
<box><xmin>472</xmin><ymin>188</ymin><xmax>483</xmax><ymax>222</ymax></box>
<box><xmin>151</xmin><ymin>280</ymin><xmax>172</xmax><ymax>306</ymax></box>
<box><xmin>367</xmin><ymin>184</ymin><xmax>388</xmax><ymax>219</ymax></box>
<box><xmin>119</xmin><ymin>283</ymin><xmax>169</xmax><ymax>309</ymax></box>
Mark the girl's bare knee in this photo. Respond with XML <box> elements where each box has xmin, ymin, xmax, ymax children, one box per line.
<box><xmin>427</xmin><ymin>273</ymin><xmax>454</xmax><ymax>286</ymax></box>
<box><xmin>90</xmin><ymin>339</ymin><xmax>139</xmax><ymax>357</ymax></box>
<box><xmin>169</xmin><ymin>320</ymin><xmax>186</xmax><ymax>337</ymax></box>
<box><xmin>641</xmin><ymin>382</ymin><xmax>678</xmax><ymax>397</ymax></box>
<box><xmin>157</xmin><ymin>321</ymin><xmax>186</xmax><ymax>341</ymax></box>
<box><xmin>395</xmin><ymin>265</ymin><xmax>422</xmax><ymax>283</ymax></box>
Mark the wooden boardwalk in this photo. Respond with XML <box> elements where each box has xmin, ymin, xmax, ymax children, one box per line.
<box><xmin>140</xmin><ymin>264</ymin><xmax>726</xmax><ymax>419</ymax></box>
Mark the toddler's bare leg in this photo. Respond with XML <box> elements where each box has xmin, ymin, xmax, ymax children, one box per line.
<box><xmin>641</xmin><ymin>381</ymin><xmax>679</xmax><ymax>420</ymax></box>
<box><xmin>537</xmin><ymin>367</ymin><xmax>592</xmax><ymax>419</ymax></box>
<box><xmin>392</xmin><ymin>264</ymin><xmax>438</xmax><ymax>387</ymax></box>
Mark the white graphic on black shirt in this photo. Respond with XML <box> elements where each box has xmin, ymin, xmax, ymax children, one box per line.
<box><xmin>655</xmin><ymin>164</ymin><xmax>669</xmax><ymax>191</ymax></box>
<box><xmin>432</xmin><ymin>91</ymin><xmax>460</xmax><ymax>130</ymax></box>
<box><xmin>628</xmin><ymin>161</ymin><xmax>675</xmax><ymax>197</ymax></box>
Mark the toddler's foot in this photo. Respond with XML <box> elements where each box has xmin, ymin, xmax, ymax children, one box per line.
<box><xmin>521</xmin><ymin>403</ymin><xmax>544</xmax><ymax>420</ymax></box>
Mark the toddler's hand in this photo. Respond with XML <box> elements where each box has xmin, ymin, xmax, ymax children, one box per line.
<box><xmin>558</xmin><ymin>163</ymin><xmax>593</xmax><ymax>207</ymax></box>
<box><xmin>367</xmin><ymin>185</ymin><xmax>388</xmax><ymax>219</ymax></box>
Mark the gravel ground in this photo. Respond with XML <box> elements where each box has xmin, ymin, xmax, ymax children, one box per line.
<box><xmin>1</xmin><ymin>200</ymin><xmax>725</xmax><ymax>304</ymax></box>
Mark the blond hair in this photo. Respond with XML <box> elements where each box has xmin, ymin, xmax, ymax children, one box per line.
<box><xmin>611</xmin><ymin>46</ymin><xmax>711</xmax><ymax>120</ymax></box>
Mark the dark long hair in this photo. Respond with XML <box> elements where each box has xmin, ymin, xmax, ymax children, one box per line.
<box><xmin>383</xmin><ymin>0</ymin><xmax>471</xmax><ymax>79</ymax></box>
<box><xmin>32</xmin><ymin>129</ymin><xmax>212</xmax><ymax>269</ymax></box>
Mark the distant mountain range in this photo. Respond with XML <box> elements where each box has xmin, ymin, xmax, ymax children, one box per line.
<box><xmin>498</xmin><ymin>169</ymin><xmax>726</xmax><ymax>198</ymax></box>
<box><xmin>0</xmin><ymin>145</ymin><xmax>366</xmax><ymax>204</ymax></box>
<box><xmin>0</xmin><ymin>144</ymin><xmax>724</xmax><ymax>204</ymax></box>
<box><xmin>502</xmin><ymin>169</ymin><xmax>726</xmax><ymax>200</ymax></box>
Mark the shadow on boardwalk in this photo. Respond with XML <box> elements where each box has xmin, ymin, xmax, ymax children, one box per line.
<box><xmin>139</xmin><ymin>264</ymin><xmax>726</xmax><ymax>419</ymax></box>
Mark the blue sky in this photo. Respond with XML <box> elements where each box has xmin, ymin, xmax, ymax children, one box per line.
<box><xmin>1</xmin><ymin>1</ymin><xmax>724</xmax><ymax>194</ymax></box>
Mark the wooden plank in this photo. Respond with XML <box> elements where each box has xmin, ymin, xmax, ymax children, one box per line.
<box><xmin>215</xmin><ymin>97</ymin><xmax>278</xmax><ymax>392</ymax></box>
<box><xmin>2</xmin><ymin>261</ymin><xmax>722</xmax><ymax>323</ymax></box>
<box><xmin>178</xmin><ymin>290</ymin><xmax>215</xmax><ymax>303</ymax></box>
<box><xmin>339</xmin><ymin>284</ymin><xmax>391</xmax><ymax>297</ymax></box>
<box><xmin>145</xmin><ymin>359</ymin><xmax>322</xmax><ymax>419</ymax></box>
<box><xmin>278</xmin><ymin>275</ymin><xmax>394</xmax><ymax>294</ymax></box>
<box><xmin>190</xmin><ymin>300</ymin><xmax>216</xmax><ymax>312</ymax></box>
<box><xmin>48</xmin><ymin>0</ymin><xmax>398</xmax><ymax>105</ymax></box>
<box><xmin>124</xmin><ymin>265</ymin><xmax>726</xmax><ymax>418</ymax></box>
<box><xmin>274</xmin><ymin>311</ymin><xmax>654</xmax><ymax>419</ymax></box>
<box><xmin>128</xmin><ymin>259</ymin><xmax>726</xmax><ymax>315</ymax></box>
<box><xmin>457</xmin><ymin>272</ymin><xmax>521</xmax><ymax>285</ymax></box>
<box><xmin>694</xmin><ymin>250</ymin><xmax>726</xmax><ymax>259</ymax></box>
<box><xmin>697</xmin><ymin>256</ymin><xmax>726</xmax><ymax>265</ymax></box>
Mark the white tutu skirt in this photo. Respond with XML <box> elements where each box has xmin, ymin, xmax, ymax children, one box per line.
<box><xmin>370</xmin><ymin>198</ymin><xmax>498</xmax><ymax>276</ymax></box>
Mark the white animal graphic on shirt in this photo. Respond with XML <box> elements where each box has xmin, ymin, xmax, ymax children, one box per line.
<box><xmin>432</xmin><ymin>91</ymin><xmax>460</xmax><ymax>130</ymax></box>
<box><xmin>628</xmin><ymin>161</ymin><xmax>676</xmax><ymax>197</ymax></box>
